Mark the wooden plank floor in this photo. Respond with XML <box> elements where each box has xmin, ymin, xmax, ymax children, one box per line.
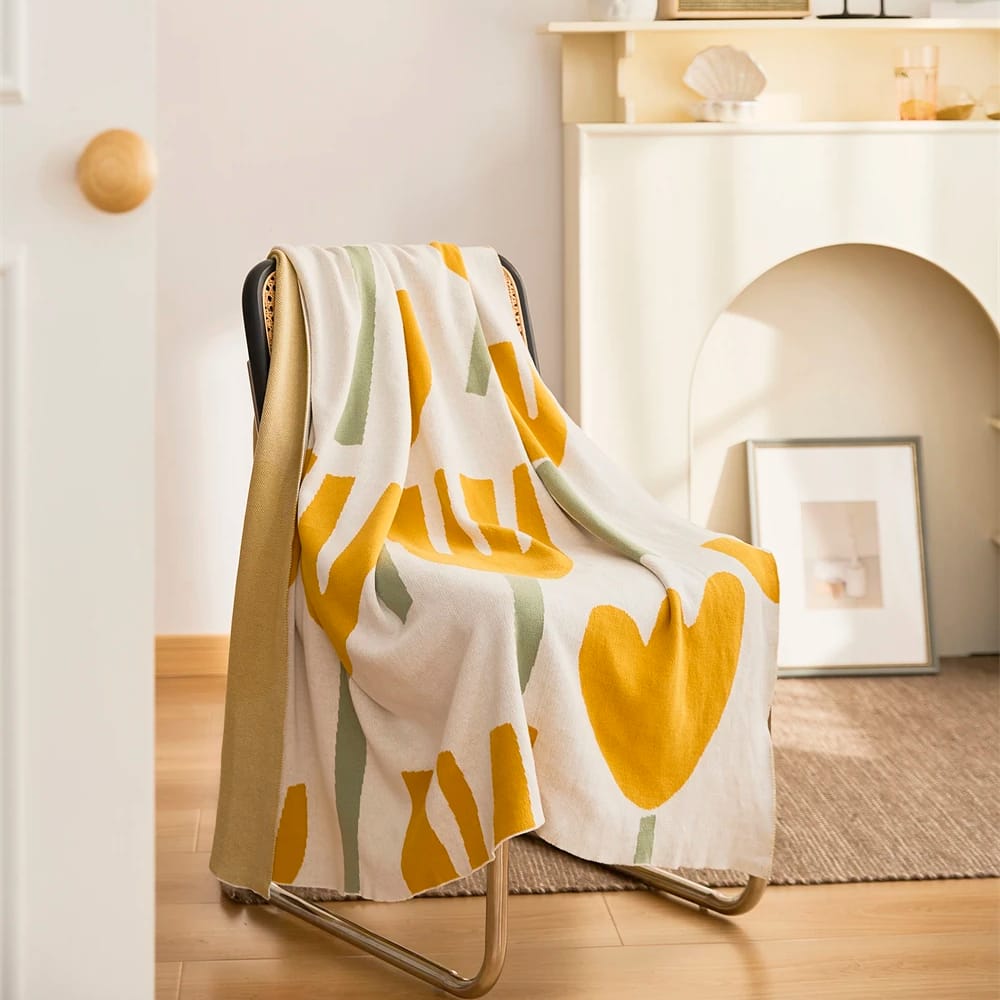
<box><xmin>157</xmin><ymin>675</ymin><xmax>1000</xmax><ymax>1000</ymax></box>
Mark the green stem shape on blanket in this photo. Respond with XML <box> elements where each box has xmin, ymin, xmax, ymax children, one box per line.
<box><xmin>465</xmin><ymin>315</ymin><xmax>492</xmax><ymax>396</ymax></box>
<box><xmin>375</xmin><ymin>546</ymin><xmax>413</xmax><ymax>623</ymax></box>
<box><xmin>335</xmin><ymin>666</ymin><xmax>367</xmax><ymax>894</ymax></box>
<box><xmin>508</xmin><ymin>576</ymin><xmax>544</xmax><ymax>692</ymax></box>
<box><xmin>335</xmin><ymin>246</ymin><xmax>377</xmax><ymax>446</ymax></box>
<box><xmin>534</xmin><ymin>459</ymin><xmax>646</xmax><ymax>563</ymax></box>
<box><xmin>634</xmin><ymin>814</ymin><xmax>656</xmax><ymax>865</ymax></box>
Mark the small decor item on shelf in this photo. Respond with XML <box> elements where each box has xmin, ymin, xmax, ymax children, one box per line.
<box><xmin>895</xmin><ymin>46</ymin><xmax>939</xmax><ymax>121</ymax></box>
<box><xmin>683</xmin><ymin>46</ymin><xmax>767</xmax><ymax>123</ymax></box>
<box><xmin>658</xmin><ymin>0</ymin><xmax>810</xmax><ymax>17</ymax></box>
<box><xmin>983</xmin><ymin>84</ymin><xmax>1000</xmax><ymax>120</ymax></box>
<box><xmin>747</xmin><ymin>437</ymin><xmax>935</xmax><ymax>677</ymax></box>
<box><xmin>936</xmin><ymin>85</ymin><xmax>977</xmax><ymax>120</ymax></box>
<box><xmin>588</xmin><ymin>0</ymin><xmax>658</xmax><ymax>19</ymax></box>
<box><xmin>818</xmin><ymin>0</ymin><xmax>874</xmax><ymax>17</ymax></box>
<box><xmin>874</xmin><ymin>0</ymin><xmax>911</xmax><ymax>17</ymax></box>
<box><xmin>819</xmin><ymin>0</ymin><xmax>910</xmax><ymax>16</ymax></box>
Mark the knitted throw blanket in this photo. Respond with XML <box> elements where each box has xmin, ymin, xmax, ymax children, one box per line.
<box><xmin>211</xmin><ymin>245</ymin><xmax>779</xmax><ymax>901</ymax></box>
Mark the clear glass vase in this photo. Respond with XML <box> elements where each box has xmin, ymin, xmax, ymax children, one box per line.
<box><xmin>895</xmin><ymin>46</ymin><xmax>939</xmax><ymax>121</ymax></box>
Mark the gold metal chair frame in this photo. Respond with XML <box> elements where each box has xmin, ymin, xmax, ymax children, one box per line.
<box><xmin>239</xmin><ymin>260</ymin><xmax>768</xmax><ymax>998</ymax></box>
<box><xmin>265</xmin><ymin>849</ymin><xmax>765</xmax><ymax>998</ymax></box>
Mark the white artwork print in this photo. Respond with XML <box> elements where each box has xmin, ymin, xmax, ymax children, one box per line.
<box><xmin>751</xmin><ymin>442</ymin><xmax>930</xmax><ymax>673</ymax></box>
<box><xmin>801</xmin><ymin>500</ymin><xmax>883</xmax><ymax>611</ymax></box>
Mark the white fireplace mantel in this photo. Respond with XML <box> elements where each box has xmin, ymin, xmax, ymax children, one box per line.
<box><xmin>563</xmin><ymin>121</ymin><xmax>1000</xmax><ymax>517</ymax></box>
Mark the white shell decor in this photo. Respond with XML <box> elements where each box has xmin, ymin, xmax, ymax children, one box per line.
<box><xmin>588</xmin><ymin>0</ymin><xmax>658</xmax><ymax>20</ymax></box>
<box><xmin>683</xmin><ymin>45</ymin><xmax>767</xmax><ymax>103</ymax></box>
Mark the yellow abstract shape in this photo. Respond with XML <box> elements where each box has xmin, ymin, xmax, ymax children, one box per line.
<box><xmin>488</xmin><ymin>341</ymin><xmax>567</xmax><ymax>466</ymax></box>
<box><xmin>431</xmin><ymin>242</ymin><xmax>469</xmax><ymax>280</ymax></box>
<box><xmin>435</xmin><ymin>469</ymin><xmax>479</xmax><ymax>553</ymax></box>
<box><xmin>460</xmin><ymin>474</ymin><xmax>500</xmax><ymax>526</ymax></box>
<box><xmin>387</xmin><ymin>468</ymin><xmax>571</xmax><ymax>578</ymax></box>
<box><xmin>400</xmin><ymin>770</ymin><xmax>460</xmax><ymax>894</ymax></box>
<box><xmin>301</xmin><ymin>449</ymin><xmax>318</xmax><ymax>480</ymax></box>
<box><xmin>272</xmin><ymin>783</ymin><xmax>308</xmax><ymax>884</ymax></box>
<box><xmin>391</xmin><ymin>482</ymin><xmax>436</xmax><ymax>550</ymax></box>
<box><xmin>579</xmin><ymin>572</ymin><xmax>746</xmax><ymax>811</ymax></box>
<box><xmin>436</xmin><ymin>751</ymin><xmax>489</xmax><ymax>869</ymax></box>
<box><xmin>299</xmin><ymin>475</ymin><xmax>402</xmax><ymax>673</ymax></box>
<box><xmin>702</xmin><ymin>536</ymin><xmax>780</xmax><ymax>603</ymax></box>
<box><xmin>396</xmin><ymin>290</ymin><xmax>432</xmax><ymax>445</ymax></box>
<box><xmin>461</xmin><ymin>470</ymin><xmax>556</xmax><ymax>549</ymax></box>
<box><xmin>490</xmin><ymin>723</ymin><xmax>536</xmax><ymax>842</ymax></box>
<box><xmin>528</xmin><ymin>725</ymin><xmax>539</xmax><ymax>747</ymax></box>
<box><xmin>512</xmin><ymin>463</ymin><xmax>554</xmax><ymax>547</ymax></box>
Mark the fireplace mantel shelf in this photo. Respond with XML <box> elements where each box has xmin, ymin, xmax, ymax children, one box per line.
<box><xmin>545</xmin><ymin>18</ymin><xmax>1000</xmax><ymax>33</ymax></box>
<box><xmin>575</xmin><ymin>120</ymin><xmax>1000</xmax><ymax>134</ymax></box>
<box><xmin>549</xmin><ymin>17</ymin><xmax>1000</xmax><ymax>124</ymax></box>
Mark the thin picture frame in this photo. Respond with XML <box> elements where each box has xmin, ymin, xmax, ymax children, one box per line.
<box><xmin>746</xmin><ymin>437</ymin><xmax>938</xmax><ymax>677</ymax></box>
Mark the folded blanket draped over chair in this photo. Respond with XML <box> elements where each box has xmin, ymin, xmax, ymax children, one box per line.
<box><xmin>210</xmin><ymin>244</ymin><xmax>780</xmax><ymax>902</ymax></box>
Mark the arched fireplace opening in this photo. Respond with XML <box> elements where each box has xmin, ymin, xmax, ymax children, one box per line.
<box><xmin>691</xmin><ymin>243</ymin><xmax>998</xmax><ymax>657</ymax></box>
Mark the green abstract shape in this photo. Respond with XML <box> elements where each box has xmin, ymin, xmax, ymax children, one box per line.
<box><xmin>634</xmin><ymin>814</ymin><xmax>656</xmax><ymax>865</ymax></box>
<box><xmin>335</xmin><ymin>665</ymin><xmax>367</xmax><ymax>894</ymax></box>
<box><xmin>508</xmin><ymin>576</ymin><xmax>544</xmax><ymax>692</ymax></box>
<box><xmin>374</xmin><ymin>546</ymin><xmax>413</xmax><ymax>623</ymax></box>
<box><xmin>465</xmin><ymin>315</ymin><xmax>492</xmax><ymax>396</ymax></box>
<box><xmin>535</xmin><ymin>459</ymin><xmax>646</xmax><ymax>563</ymax></box>
<box><xmin>335</xmin><ymin>246</ymin><xmax>377</xmax><ymax>445</ymax></box>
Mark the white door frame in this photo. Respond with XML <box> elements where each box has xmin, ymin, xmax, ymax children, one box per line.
<box><xmin>1</xmin><ymin>0</ymin><xmax>156</xmax><ymax>994</ymax></box>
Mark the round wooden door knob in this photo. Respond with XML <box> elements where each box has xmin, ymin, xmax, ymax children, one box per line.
<box><xmin>76</xmin><ymin>128</ymin><xmax>157</xmax><ymax>213</ymax></box>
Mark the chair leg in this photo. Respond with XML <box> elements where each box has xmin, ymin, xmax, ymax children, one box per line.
<box><xmin>612</xmin><ymin>865</ymin><xmax>767</xmax><ymax>916</ymax></box>
<box><xmin>264</xmin><ymin>842</ymin><xmax>761</xmax><ymax>997</ymax></box>
<box><xmin>267</xmin><ymin>840</ymin><xmax>510</xmax><ymax>999</ymax></box>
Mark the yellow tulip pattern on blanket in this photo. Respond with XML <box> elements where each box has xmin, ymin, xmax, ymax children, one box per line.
<box><xmin>239</xmin><ymin>244</ymin><xmax>778</xmax><ymax>901</ymax></box>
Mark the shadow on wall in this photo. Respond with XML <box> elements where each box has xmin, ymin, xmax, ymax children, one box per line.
<box><xmin>690</xmin><ymin>243</ymin><xmax>999</xmax><ymax>655</ymax></box>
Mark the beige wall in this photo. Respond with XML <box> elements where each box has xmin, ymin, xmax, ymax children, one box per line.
<box><xmin>692</xmin><ymin>245</ymin><xmax>999</xmax><ymax>656</ymax></box>
<box><xmin>157</xmin><ymin>0</ymin><xmax>943</xmax><ymax>635</ymax></box>
<box><xmin>156</xmin><ymin>0</ymin><xmax>589</xmax><ymax>633</ymax></box>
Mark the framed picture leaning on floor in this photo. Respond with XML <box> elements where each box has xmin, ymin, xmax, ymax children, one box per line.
<box><xmin>747</xmin><ymin>437</ymin><xmax>935</xmax><ymax>677</ymax></box>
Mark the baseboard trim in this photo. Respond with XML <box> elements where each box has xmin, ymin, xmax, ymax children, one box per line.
<box><xmin>156</xmin><ymin>634</ymin><xmax>229</xmax><ymax>677</ymax></box>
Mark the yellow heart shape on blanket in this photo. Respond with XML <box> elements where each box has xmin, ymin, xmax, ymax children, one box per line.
<box><xmin>701</xmin><ymin>536</ymin><xmax>779</xmax><ymax>603</ymax></box>
<box><xmin>579</xmin><ymin>572</ymin><xmax>745</xmax><ymax>811</ymax></box>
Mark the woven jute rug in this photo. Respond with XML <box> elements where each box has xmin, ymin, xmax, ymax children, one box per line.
<box><xmin>281</xmin><ymin>655</ymin><xmax>998</xmax><ymax>901</ymax></box>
